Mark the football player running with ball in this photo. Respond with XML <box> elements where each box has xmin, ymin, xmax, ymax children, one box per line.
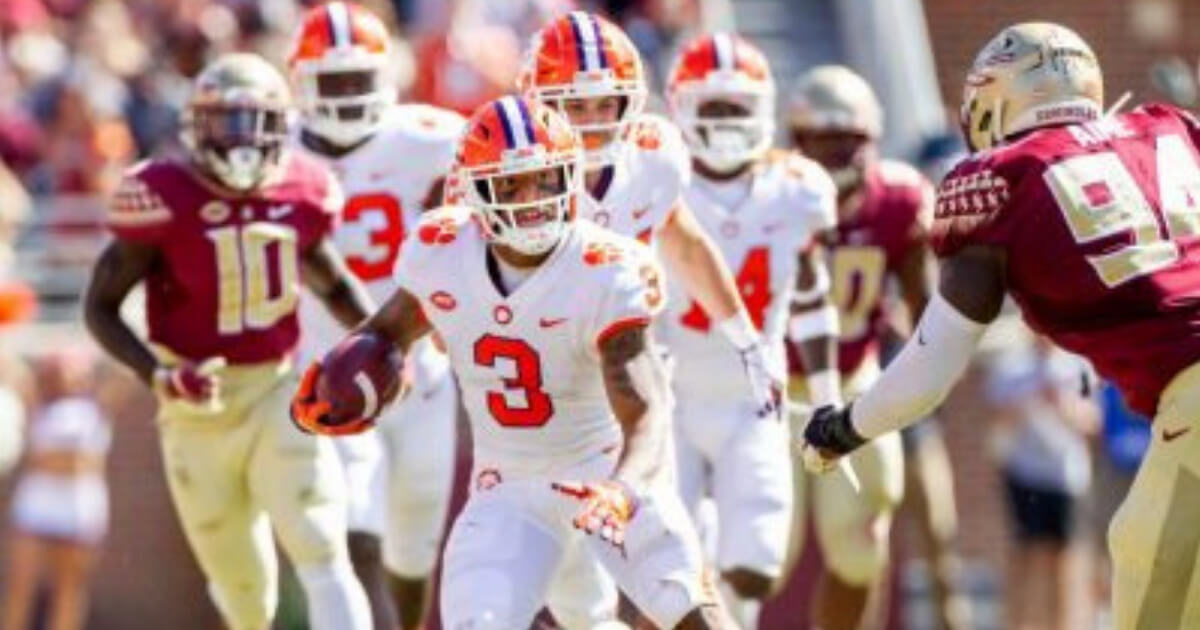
<box><xmin>287</xmin><ymin>4</ymin><xmax>465</xmax><ymax>627</ymax></box>
<box><xmin>293</xmin><ymin>96</ymin><xmax>727</xmax><ymax>629</ymax></box>
<box><xmin>661</xmin><ymin>33</ymin><xmax>840</xmax><ymax>627</ymax></box>
<box><xmin>801</xmin><ymin>22</ymin><xmax>1200</xmax><ymax>630</ymax></box>
<box><xmin>786</xmin><ymin>65</ymin><xmax>940</xmax><ymax>630</ymax></box>
<box><xmin>84</xmin><ymin>54</ymin><xmax>374</xmax><ymax>630</ymax></box>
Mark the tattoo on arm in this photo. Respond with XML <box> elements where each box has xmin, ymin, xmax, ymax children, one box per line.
<box><xmin>301</xmin><ymin>239</ymin><xmax>375</xmax><ymax>329</ymax></box>
<box><xmin>599</xmin><ymin>324</ymin><xmax>669</xmax><ymax>487</ymax></box>
<box><xmin>83</xmin><ymin>241</ymin><xmax>160</xmax><ymax>384</ymax></box>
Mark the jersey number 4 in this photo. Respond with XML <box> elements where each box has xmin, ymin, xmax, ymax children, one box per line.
<box><xmin>344</xmin><ymin>193</ymin><xmax>404</xmax><ymax>281</ymax></box>
<box><xmin>1046</xmin><ymin>133</ymin><xmax>1200</xmax><ymax>287</ymax></box>
<box><xmin>473</xmin><ymin>335</ymin><xmax>554</xmax><ymax>428</ymax></box>
<box><xmin>680</xmin><ymin>246</ymin><xmax>771</xmax><ymax>331</ymax></box>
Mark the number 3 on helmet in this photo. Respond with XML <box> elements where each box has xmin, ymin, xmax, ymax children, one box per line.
<box><xmin>287</xmin><ymin>1</ymin><xmax>394</xmax><ymax>147</ymax></box>
<box><xmin>456</xmin><ymin>96</ymin><xmax>584</xmax><ymax>256</ymax></box>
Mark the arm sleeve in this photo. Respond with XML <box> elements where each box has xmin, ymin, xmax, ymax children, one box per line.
<box><xmin>106</xmin><ymin>165</ymin><xmax>172</xmax><ymax>244</ymax></box>
<box><xmin>849</xmin><ymin>291</ymin><xmax>987</xmax><ymax>438</ymax></box>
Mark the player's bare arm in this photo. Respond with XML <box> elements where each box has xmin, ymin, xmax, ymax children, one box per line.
<box><xmin>420</xmin><ymin>176</ymin><xmax>447</xmax><ymax>211</ymax></box>
<box><xmin>657</xmin><ymin>201</ymin><xmax>743</xmax><ymax>322</ymax></box>
<box><xmin>301</xmin><ymin>238</ymin><xmax>376</xmax><ymax>329</ymax></box>
<box><xmin>83</xmin><ymin>240</ymin><xmax>160</xmax><ymax>384</ymax></box>
<box><xmin>897</xmin><ymin>238</ymin><xmax>935</xmax><ymax>324</ymax></box>
<box><xmin>600</xmin><ymin>323</ymin><xmax>670</xmax><ymax>488</ymax></box>
<box><xmin>358</xmin><ymin>285</ymin><xmax>433</xmax><ymax>356</ymax></box>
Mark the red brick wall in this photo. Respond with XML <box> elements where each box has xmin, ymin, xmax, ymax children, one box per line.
<box><xmin>923</xmin><ymin>0</ymin><xmax>1200</xmax><ymax>111</ymax></box>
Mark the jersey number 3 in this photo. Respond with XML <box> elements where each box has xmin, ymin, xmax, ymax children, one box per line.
<box><xmin>473</xmin><ymin>335</ymin><xmax>554</xmax><ymax>428</ymax></box>
<box><xmin>1047</xmin><ymin>134</ymin><xmax>1200</xmax><ymax>287</ymax></box>
<box><xmin>344</xmin><ymin>193</ymin><xmax>404</xmax><ymax>281</ymax></box>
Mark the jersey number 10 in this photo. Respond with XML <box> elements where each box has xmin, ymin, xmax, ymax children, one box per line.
<box><xmin>1046</xmin><ymin>134</ymin><xmax>1200</xmax><ymax>287</ymax></box>
<box><xmin>207</xmin><ymin>224</ymin><xmax>298</xmax><ymax>335</ymax></box>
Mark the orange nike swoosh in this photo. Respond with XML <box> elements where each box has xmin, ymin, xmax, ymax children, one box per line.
<box><xmin>539</xmin><ymin>317</ymin><xmax>568</xmax><ymax>328</ymax></box>
<box><xmin>632</xmin><ymin>206</ymin><xmax>651</xmax><ymax>220</ymax></box>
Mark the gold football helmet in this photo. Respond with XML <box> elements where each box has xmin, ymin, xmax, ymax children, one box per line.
<box><xmin>960</xmin><ymin>22</ymin><xmax>1104</xmax><ymax>152</ymax></box>
<box><xmin>182</xmin><ymin>53</ymin><xmax>291</xmax><ymax>191</ymax></box>
<box><xmin>788</xmin><ymin>64</ymin><xmax>882</xmax><ymax>139</ymax></box>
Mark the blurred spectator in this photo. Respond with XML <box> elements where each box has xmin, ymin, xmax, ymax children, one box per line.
<box><xmin>1</xmin><ymin>349</ymin><xmax>110</xmax><ymax>630</ymax></box>
<box><xmin>986</xmin><ymin>335</ymin><xmax>1099</xmax><ymax>630</ymax></box>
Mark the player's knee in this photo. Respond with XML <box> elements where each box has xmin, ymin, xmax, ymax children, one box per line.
<box><xmin>721</xmin><ymin>567</ymin><xmax>772</xmax><ymax>600</ymax></box>
<box><xmin>825</xmin><ymin>541</ymin><xmax>888</xmax><ymax>586</ymax></box>
<box><xmin>384</xmin><ymin>530</ymin><xmax>439</xmax><ymax>578</ymax></box>
<box><xmin>208</xmin><ymin>579</ymin><xmax>275</xmax><ymax>630</ymax></box>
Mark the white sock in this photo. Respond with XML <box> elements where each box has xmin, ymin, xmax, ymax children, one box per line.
<box><xmin>719</xmin><ymin>582</ymin><xmax>762</xmax><ymax>629</ymax></box>
<box><xmin>296</xmin><ymin>561</ymin><xmax>373</xmax><ymax>630</ymax></box>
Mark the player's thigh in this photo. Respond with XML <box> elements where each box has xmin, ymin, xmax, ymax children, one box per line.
<box><xmin>439</xmin><ymin>490</ymin><xmax>562</xmax><ymax>630</ymax></box>
<box><xmin>1108</xmin><ymin>384</ymin><xmax>1200</xmax><ymax>630</ymax></box>
<box><xmin>379</xmin><ymin>375</ymin><xmax>458</xmax><ymax>577</ymax></box>
<box><xmin>334</xmin><ymin>432</ymin><xmax>384</xmax><ymax>536</ymax></box>
<box><xmin>246</xmin><ymin>379</ymin><xmax>349</xmax><ymax>566</ymax></box>
<box><xmin>545</xmin><ymin>539</ymin><xmax>620</xmax><ymax>629</ymax></box>
<box><xmin>712</xmin><ymin>413</ymin><xmax>793</xmax><ymax>578</ymax></box>
<box><xmin>672</xmin><ymin>415</ymin><xmax>708</xmax><ymax>519</ymax></box>
<box><xmin>590</xmin><ymin>485</ymin><xmax>715</xmax><ymax>630</ymax></box>
<box><xmin>813</xmin><ymin>431</ymin><xmax>904</xmax><ymax>585</ymax></box>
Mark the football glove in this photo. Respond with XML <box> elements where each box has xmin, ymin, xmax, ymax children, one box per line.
<box><xmin>552</xmin><ymin>479</ymin><xmax>640</xmax><ymax>555</ymax></box>
<box><xmin>738</xmin><ymin>339</ymin><xmax>784</xmax><ymax>421</ymax></box>
<box><xmin>799</xmin><ymin>404</ymin><xmax>866</xmax><ymax>471</ymax></box>
<box><xmin>290</xmin><ymin>362</ymin><xmax>374</xmax><ymax>437</ymax></box>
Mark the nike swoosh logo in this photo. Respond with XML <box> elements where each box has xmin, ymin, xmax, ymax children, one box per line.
<box><xmin>267</xmin><ymin>205</ymin><xmax>293</xmax><ymax>220</ymax></box>
<box><xmin>917</xmin><ymin>328</ymin><xmax>927</xmax><ymax>346</ymax></box>
<box><xmin>1163</xmin><ymin>426</ymin><xmax>1191</xmax><ymax>442</ymax></box>
<box><xmin>539</xmin><ymin>317</ymin><xmax>568</xmax><ymax>328</ymax></box>
<box><xmin>631</xmin><ymin>206</ymin><xmax>651</xmax><ymax>220</ymax></box>
<box><xmin>763</xmin><ymin>222</ymin><xmax>786</xmax><ymax>233</ymax></box>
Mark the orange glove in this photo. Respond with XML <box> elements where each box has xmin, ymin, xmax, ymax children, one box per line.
<box><xmin>290</xmin><ymin>362</ymin><xmax>374</xmax><ymax>437</ymax></box>
<box><xmin>552</xmin><ymin>479</ymin><xmax>639</xmax><ymax>555</ymax></box>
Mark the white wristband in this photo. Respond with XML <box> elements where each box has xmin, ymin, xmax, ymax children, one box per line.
<box><xmin>804</xmin><ymin>369</ymin><xmax>843</xmax><ymax>407</ymax></box>
<box><xmin>788</xmin><ymin>304</ymin><xmax>839</xmax><ymax>342</ymax></box>
<box><xmin>716</xmin><ymin>313</ymin><xmax>758</xmax><ymax>349</ymax></box>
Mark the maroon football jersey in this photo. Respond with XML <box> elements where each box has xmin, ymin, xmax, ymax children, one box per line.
<box><xmin>106</xmin><ymin>153</ymin><xmax>339</xmax><ymax>364</ymax></box>
<box><xmin>932</xmin><ymin>104</ymin><xmax>1200</xmax><ymax>416</ymax></box>
<box><xmin>789</xmin><ymin>160</ymin><xmax>932</xmax><ymax>378</ymax></box>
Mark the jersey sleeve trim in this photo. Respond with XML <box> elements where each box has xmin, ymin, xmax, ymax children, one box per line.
<box><xmin>595</xmin><ymin>316</ymin><xmax>651</xmax><ymax>350</ymax></box>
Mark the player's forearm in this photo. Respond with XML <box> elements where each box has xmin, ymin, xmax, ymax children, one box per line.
<box><xmin>358</xmin><ymin>288</ymin><xmax>430</xmax><ymax>355</ymax></box>
<box><xmin>84</xmin><ymin>306</ymin><xmax>157</xmax><ymax>385</ymax></box>
<box><xmin>850</xmin><ymin>292</ymin><xmax>985</xmax><ymax>438</ymax></box>
<box><xmin>316</xmin><ymin>277</ymin><xmax>375</xmax><ymax>329</ymax></box>
<box><xmin>601</xmin><ymin>327</ymin><xmax>669</xmax><ymax>489</ymax></box>
<box><xmin>789</xmin><ymin>294</ymin><xmax>841</xmax><ymax>406</ymax></box>
<box><xmin>661</xmin><ymin>208</ymin><xmax>743</xmax><ymax>323</ymax></box>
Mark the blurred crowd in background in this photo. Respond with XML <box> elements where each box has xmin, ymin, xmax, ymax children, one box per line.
<box><xmin>0</xmin><ymin>0</ymin><xmax>1196</xmax><ymax>628</ymax></box>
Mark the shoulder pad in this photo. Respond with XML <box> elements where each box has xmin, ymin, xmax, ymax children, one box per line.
<box><xmin>934</xmin><ymin>157</ymin><xmax>1011</xmax><ymax>221</ymax></box>
<box><xmin>108</xmin><ymin>161</ymin><xmax>172</xmax><ymax>229</ymax></box>
<box><xmin>415</xmin><ymin>205</ymin><xmax>472</xmax><ymax>246</ymax></box>
<box><xmin>876</xmin><ymin>159</ymin><xmax>928</xmax><ymax>189</ymax></box>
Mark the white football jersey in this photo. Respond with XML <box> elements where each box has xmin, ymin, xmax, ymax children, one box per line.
<box><xmin>579</xmin><ymin>113</ymin><xmax>691</xmax><ymax>242</ymax></box>
<box><xmin>394</xmin><ymin>207</ymin><xmax>664</xmax><ymax>477</ymax></box>
<box><xmin>657</xmin><ymin>153</ymin><xmax>836</xmax><ymax>392</ymax></box>
<box><xmin>294</xmin><ymin>104</ymin><xmax>465</xmax><ymax>382</ymax></box>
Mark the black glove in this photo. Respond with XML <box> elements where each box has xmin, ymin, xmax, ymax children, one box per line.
<box><xmin>803</xmin><ymin>404</ymin><xmax>867</xmax><ymax>457</ymax></box>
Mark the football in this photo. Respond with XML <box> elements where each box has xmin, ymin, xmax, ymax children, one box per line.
<box><xmin>317</xmin><ymin>332</ymin><xmax>404</xmax><ymax>426</ymax></box>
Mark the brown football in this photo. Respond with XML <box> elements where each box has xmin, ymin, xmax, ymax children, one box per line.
<box><xmin>317</xmin><ymin>332</ymin><xmax>403</xmax><ymax>426</ymax></box>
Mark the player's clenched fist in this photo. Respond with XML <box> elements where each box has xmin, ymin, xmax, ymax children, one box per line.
<box><xmin>553</xmin><ymin>480</ymin><xmax>640</xmax><ymax>553</ymax></box>
<box><xmin>153</xmin><ymin>357</ymin><xmax>225</xmax><ymax>410</ymax></box>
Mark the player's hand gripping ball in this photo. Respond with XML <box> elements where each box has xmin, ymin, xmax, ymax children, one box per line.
<box><xmin>291</xmin><ymin>332</ymin><xmax>403</xmax><ymax>436</ymax></box>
